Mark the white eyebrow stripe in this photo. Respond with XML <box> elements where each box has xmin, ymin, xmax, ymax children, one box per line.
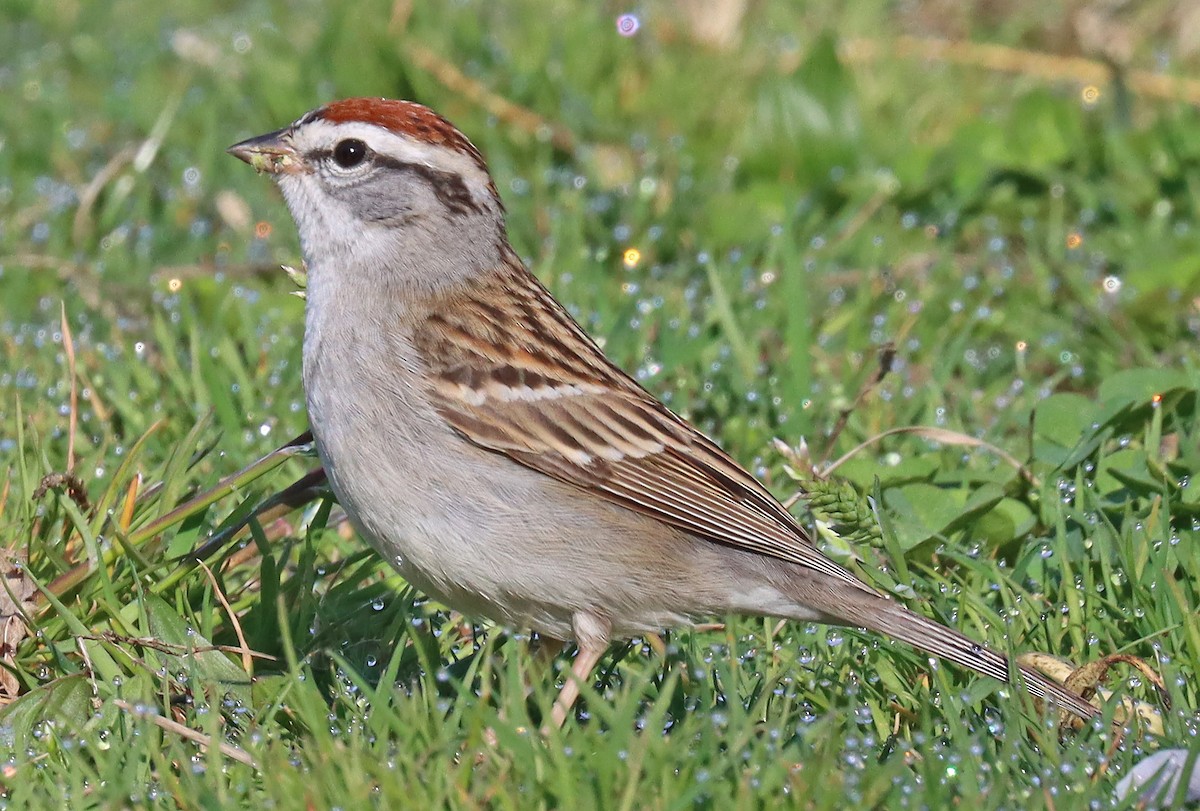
<box><xmin>292</xmin><ymin>119</ymin><xmax>492</xmax><ymax>189</ymax></box>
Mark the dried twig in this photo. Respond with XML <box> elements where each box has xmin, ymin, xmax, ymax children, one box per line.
<box><xmin>151</xmin><ymin>262</ymin><xmax>285</xmax><ymax>283</ymax></box>
<box><xmin>71</xmin><ymin>146</ymin><xmax>136</xmax><ymax>247</ymax></box>
<box><xmin>197</xmin><ymin>561</ymin><xmax>254</xmax><ymax>675</ymax></box>
<box><xmin>838</xmin><ymin>35</ymin><xmax>1200</xmax><ymax>106</ymax></box>
<box><xmin>824</xmin><ymin>425</ymin><xmax>1039</xmax><ymax>486</ymax></box>
<box><xmin>112</xmin><ymin>698</ymin><xmax>259</xmax><ymax>769</ymax></box>
<box><xmin>821</xmin><ymin>343</ymin><xmax>896</xmax><ymax>463</ymax></box>
<box><xmin>1</xmin><ymin>254</ymin><xmax>109</xmax><ymax>316</ymax></box>
<box><xmin>72</xmin><ymin>84</ymin><xmax>184</xmax><ymax>246</ymax></box>
<box><xmin>829</xmin><ymin>187</ymin><xmax>894</xmax><ymax>249</ymax></box>
<box><xmin>402</xmin><ymin>43</ymin><xmax>578</xmax><ymax>153</ymax></box>
<box><xmin>60</xmin><ymin>305</ymin><xmax>78</xmax><ymax>475</ymax></box>
<box><xmin>88</xmin><ymin>632</ymin><xmax>276</xmax><ymax>663</ymax></box>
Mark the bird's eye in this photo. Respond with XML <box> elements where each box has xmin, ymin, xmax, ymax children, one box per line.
<box><xmin>332</xmin><ymin>139</ymin><xmax>368</xmax><ymax>169</ymax></box>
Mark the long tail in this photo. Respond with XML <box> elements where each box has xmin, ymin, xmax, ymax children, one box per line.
<box><xmin>838</xmin><ymin>594</ymin><xmax>1099</xmax><ymax>721</ymax></box>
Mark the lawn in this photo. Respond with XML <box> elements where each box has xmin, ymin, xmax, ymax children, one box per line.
<box><xmin>1</xmin><ymin>1</ymin><xmax>1198</xmax><ymax>807</ymax></box>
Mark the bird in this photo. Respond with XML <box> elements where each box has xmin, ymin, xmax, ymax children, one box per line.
<box><xmin>227</xmin><ymin>97</ymin><xmax>1099</xmax><ymax>727</ymax></box>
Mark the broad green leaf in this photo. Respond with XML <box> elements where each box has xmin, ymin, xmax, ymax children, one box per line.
<box><xmin>122</xmin><ymin>595</ymin><xmax>252</xmax><ymax>705</ymax></box>
<box><xmin>883</xmin><ymin>482</ymin><xmax>966</xmax><ymax>549</ymax></box>
<box><xmin>1098</xmin><ymin>367</ymin><xmax>1194</xmax><ymax>406</ymax></box>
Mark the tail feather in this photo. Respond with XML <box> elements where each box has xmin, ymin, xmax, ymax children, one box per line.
<box><xmin>842</xmin><ymin>597</ymin><xmax>1099</xmax><ymax>721</ymax></box>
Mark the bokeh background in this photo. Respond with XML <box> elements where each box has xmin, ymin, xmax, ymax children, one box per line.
<box><xmin>2</xmin><ymin>1</ymin><xmax>1198</xmax><ymax>807</ymax></box>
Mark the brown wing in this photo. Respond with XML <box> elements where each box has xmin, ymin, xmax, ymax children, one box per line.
<box><xmin>413</xmin><ymin>258</ymin><xmax>872</xmax><ymax>592</ymax></box>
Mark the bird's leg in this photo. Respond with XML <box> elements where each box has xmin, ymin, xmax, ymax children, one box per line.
<box><xmin>546</xmin><ymin>612</ymin><xmax>611</xmax><ymax>732</ymax></box>
<box><xmin>485</xmin><ymin>635</ymin><xmax>572</xmax><ymax>754</ymax></box>
<box><xmin>547</xmin><ymin>645</ymin><xmax>604</xmax><ymax>730</ymax></box>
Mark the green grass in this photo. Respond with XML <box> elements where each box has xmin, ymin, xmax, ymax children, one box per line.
<box><xmin>2</xmin><ymin>1</ymin><xmax>1199</xmax><ymax>807</ymax></box>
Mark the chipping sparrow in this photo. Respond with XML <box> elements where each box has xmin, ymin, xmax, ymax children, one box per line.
<box><xmin>228</xmin><ymin>97</ymin><xmax>1098</xmax><ymax>726</ymax></box>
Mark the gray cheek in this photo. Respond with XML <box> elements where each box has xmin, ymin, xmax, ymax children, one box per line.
<box><xmin>330</xmin><ymin>172</ymin><xmax>423</xmax><ymax>226</ymax></box>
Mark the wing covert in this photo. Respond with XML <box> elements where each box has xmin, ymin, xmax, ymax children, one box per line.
<box><xmin>414</xmin><ymin>261</ymin><xmax>872</xmax><ymax>592</ymax></box>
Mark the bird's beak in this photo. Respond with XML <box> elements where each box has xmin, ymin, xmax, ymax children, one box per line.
<box><xmin>226</xmin><ymin>128</ymin><xmax>300</xmax><ymax>175</ymax></box>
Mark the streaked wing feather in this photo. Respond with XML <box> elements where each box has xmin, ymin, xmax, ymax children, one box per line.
<box><xmin>415</xmin><ymin>258</ymin><xmax>870</xmax><ymax>591</ymax></box>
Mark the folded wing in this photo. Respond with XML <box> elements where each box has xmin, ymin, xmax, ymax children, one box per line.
<box><xmin>413</xmin><ymin>259</ymin><xmax>872</xmax><ymax>593</ymax></box>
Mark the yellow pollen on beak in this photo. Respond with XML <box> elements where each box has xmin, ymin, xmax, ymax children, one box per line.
<box><xmin>247</xmin><ymin>150</ymin><xmax>295</xmax><ymax>175</ymax></box>
<box><xmin>227</xmin><ymin>132</ymin><xmax>298</xmax><ymax>175</ymax></box>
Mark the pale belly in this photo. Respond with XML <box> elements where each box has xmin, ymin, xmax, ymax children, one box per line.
<box><xmin>302</xmin><ymin>319</ymin><xmax>823</xmax><ymax>640</ymax></box>
<box><xmin>302</xmin><ymin>339</ymin><xmax>693</xmax><ymax>638</ymax></box>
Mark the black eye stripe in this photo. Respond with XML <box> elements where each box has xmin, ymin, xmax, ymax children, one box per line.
<box><xmin>310</xmin><ymin>148</ymin><xmax>484</xmax><ymax>216</ymax></box>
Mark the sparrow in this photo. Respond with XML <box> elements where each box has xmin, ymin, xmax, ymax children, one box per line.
<box><xmin>228</xmin><ymin>97</ymin><xmax>1098</xmax><ymax>727</ymax></box>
